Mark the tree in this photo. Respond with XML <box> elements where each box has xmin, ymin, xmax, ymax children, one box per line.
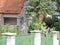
<box><xmin>26</xmin><ymin>0</ymin><xmax>57</xmax><ymax>17</ymax></box>
<box><xmin>52</xmin><ymin>0</ymin><xmax>60</xmax><ymax>12</ymax></box>
<box><xmin>56</xmin><ymin>0</ymin><xmax>60</xmax><ymax>12</ymax></box>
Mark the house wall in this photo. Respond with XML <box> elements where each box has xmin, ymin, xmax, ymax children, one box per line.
<box><xmin>0</xmin><ymin>14</ymin><xmax>3</xmax><ymax>23</ymax></box>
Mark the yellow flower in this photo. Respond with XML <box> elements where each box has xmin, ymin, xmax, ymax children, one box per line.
<box><xmin>43</xmin><ymin>22</ymin><xmax>46</xmax><ymax>26</ymax></box>
<box><xmin>35</xmin><ymin>23</ymin><xmax>39</xmax><ymax>26</ymax></box>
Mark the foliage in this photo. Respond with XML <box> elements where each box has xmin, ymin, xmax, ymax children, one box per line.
<box><xmin>0</xmin><ymin>24</ymin><xmax>20</xmax><ymax>35</ymax></box>
<box><xmin>25</xmin><ymin>0</ymin><xmax>53</xmax><ymax>36</ymax></box>
<box><xmin>44</xmin><ymin>17</ymin><xmax>53</xmax><ymax>27</ymax></box>
<box><xmin>56</xmin><ymin>0</ymin><xmax>60</xmax><ymax>12</ymax></box>
<box><xmin>54</xmin><ymin>20</ymin><xmax>60</xmax><ymax>31</ymax></box>
<box><xmin>44</xmin><ymin>16</ymin><xmax>60</xmax><ymax>31</ymax></box>
<box><xmin>28</xmin><ymin>17</ymin><xmax>43</xmax><ymax>30</ymax></box>
<box><xmin>0</xmin><ymin>24</ymin><xmax>4</xmax><ymax>35</ymax></box>
<box><xmin>41</xmin><ymin>25</ymin><xmax>50</xmax><ymax>37</ymax></box>
<box><xmin>52</xmin><ymin>0</ymin><xmax>60</xmax><ymax>12</ymax></box>
<box><xmin>28</xmin><ymin>16</ymin><xmax>50</xmax><ymax>34</ymax></box>
<box><xmin>26</xmin><ymin>0</ymin><xmax>57</xmax><ymax>16</ymax></box>
<box><xmin>44</xmin><ymin>16</ymin><xmax>58</xmax><ymax>28</ymax></box>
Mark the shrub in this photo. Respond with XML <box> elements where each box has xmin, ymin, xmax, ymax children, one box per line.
<box><xmin>0</xmin><ymin>24</ymin><xmax>20</xmax><ymax>35</ymax></box>
<box><xmin>54</xmin><ymin>19</ymin><xmax>60</xmax><ymax>31</ymax></box>
<box><xmin>44</xmin><ymin>16</ymin><xmax>58</xmax><ymax>28</ymax></box>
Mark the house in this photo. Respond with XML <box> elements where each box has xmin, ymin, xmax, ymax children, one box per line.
<box><xmin>0</xmin><ymin>0</ymin><xmax>29</xmax><ymax>32</ymax></box>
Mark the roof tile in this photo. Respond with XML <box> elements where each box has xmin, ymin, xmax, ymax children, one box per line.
<box><xmin>0</xmin><ymin>0</ymin><xmax>24</xmax><ymax>13</ymax></box>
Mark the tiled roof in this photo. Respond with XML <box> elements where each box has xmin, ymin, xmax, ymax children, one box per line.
<box><xmin>0</xmin><ymin>0</ymin><xmax>24</xmax><ymax>13</ymax></box>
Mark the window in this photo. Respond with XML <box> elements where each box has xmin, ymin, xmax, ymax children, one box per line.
<box><xmin>4</xmin><ymin>17</ymin><xmax>17</xmax><ymax>25</ymax></box>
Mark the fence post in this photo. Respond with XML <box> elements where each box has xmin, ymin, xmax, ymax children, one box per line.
<box><xmin>2</xmin><ymin>32</ymin><xmax>16</xmax><ymax>45</ymax></box>
<box><xmin>52</xmin><ymin>31</ymin><xmax>59</xmax><ymax>45</ymax></box>
<box><xmin>30</xmin><ymin>30</ymin><xmax>41</xmax><ymax>45</ymax></box>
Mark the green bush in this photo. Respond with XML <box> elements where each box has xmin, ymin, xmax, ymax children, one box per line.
<box><xmin>44</xmin><ymin>16</ymin><xmax>60</xmax><ymax>31</ymax></box>
<box><xmin>0</xmin><ymin>24</ymin><xmax>4</xmax><ymax>35</ymax></box>
<box><xmin>54</xmin><ymin>20</ymin><xmax>60</xmax><ymax>31</ymax></box>
<box><xmin>0</xmin><ymin>24</ymin><xmax>20</xmax><ymax>35</ymax></box>
<box><xmin>44</xmin><ymin>16</ymin><xmax>58</xmax><ymax>28</ymax></box>
<box><xmin>28</xmin><ymin>17</ymin><xmax>42</xmax><ymax>31</ymax></box>
<box><xmin>44</xmin><ymin>17</ymin><xmax>53</xmax><ymax>27</ymax></box>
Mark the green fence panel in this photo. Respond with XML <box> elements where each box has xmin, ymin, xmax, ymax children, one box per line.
<box><xmin>58</xmin><ymin>38</ymin><xmax>60</xmax><ymax>45</ymax></box>
<box><xmin>0</xmin><ymin>36</ymin><xmax>6</xmax><ymax>45</ymax></box>
<box><xmin>41</xmin><ymin>33</ymin><xmax>53</xmax><ymax>45</ymax></box>
<box><xmin>16</xmin><ymin>33</ymin><xmax>34</xmax><ymax>45</ymax></box>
